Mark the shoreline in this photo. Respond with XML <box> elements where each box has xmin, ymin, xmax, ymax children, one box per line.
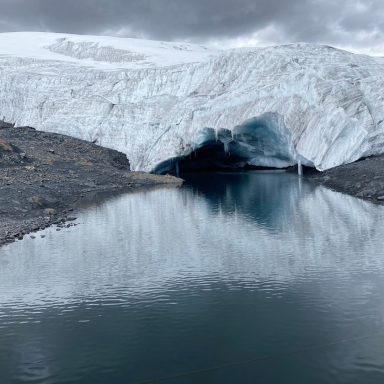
<box><xmin>307</xmin><ymin>155</ymin><xmax>384</xmax><ymax>205</ymax></box>
<box><xmin>0</xmin><ymin>126</ymin><xmax>182</xmax><ymax>247</ymax></box>
<box><xmin>2</xmin><ymin>124</ymin><xmax>384</xmax><ymax>248</ymax></box>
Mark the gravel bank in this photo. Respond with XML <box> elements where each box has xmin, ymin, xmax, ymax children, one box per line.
<box><xmin>0</xmin><ymin>124</ymin><xmax>182</xmax><ymax>246</ymax></box>
<box><xmin>308</xmin><ymin>155</ymin><xmax>384</xmax><ymax>204</ymax></box>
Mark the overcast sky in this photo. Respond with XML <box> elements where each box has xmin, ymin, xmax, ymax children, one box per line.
<box><xmin>0</xmin><ymin>0</ymin><xmax>383</xmax><ymax>55</ymax></box>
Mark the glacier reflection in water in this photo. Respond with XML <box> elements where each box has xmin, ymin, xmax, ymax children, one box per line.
<box><xmin>1</xmin><ymin>172</ymin><xmax>384</xmax><ymax>384</ymax></box>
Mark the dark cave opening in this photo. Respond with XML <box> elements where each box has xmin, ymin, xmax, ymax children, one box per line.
<box><xmin>152</xmin><ymin>114</ymin><xmax>315</xmax><ymax>176</ymax></box>
<box><xmin>152</xmin><ymin>140</ymin><xmax>312</xmax><ymax>176</ymax></box>
<box><xmin>152</xmin><ymin>141</ymin><xmax>245</xmax><ymax>175</ymax></box>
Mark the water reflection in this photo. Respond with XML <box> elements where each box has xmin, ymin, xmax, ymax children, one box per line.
<box><xmin>183</xmin><ymin>172</ymin><xmax>317</xmax><ymax>230</ymax></box>
<box><xmin>0</xmin><ymin>172</ymin><xmax>384</xmax><ymax>384</ymax></box>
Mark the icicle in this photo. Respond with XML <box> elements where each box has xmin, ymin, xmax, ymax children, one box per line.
<box><xmin>298</xmin><ymin>160</ymin><xmax>303</xmax><ymax>176</ymax></box>
<box><xmin>224</xmin><ymin>141</ymin><xmax>229</xmax><ymax>154</ymax></box>
<box><xmin>214</xmin><ymin>128</ymin><xmax>219</xmax><ymax>142</ymax></box>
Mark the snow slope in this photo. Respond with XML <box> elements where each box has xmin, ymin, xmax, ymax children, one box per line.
<box><xmin>0</xmin><ymin>32</ymin><xmax>384</xmax><ymax>171</ymax></box>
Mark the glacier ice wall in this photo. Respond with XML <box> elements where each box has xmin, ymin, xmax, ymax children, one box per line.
<box><xmin>0</xmin><ymin>32</ymin><xmax>384</xmax><ymax>171</ymax></box>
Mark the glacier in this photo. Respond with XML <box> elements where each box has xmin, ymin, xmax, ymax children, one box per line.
<box><xmin>0</xmin><ymin>32</ymin><xmax>384</xmax><ymax>172</ymax></box>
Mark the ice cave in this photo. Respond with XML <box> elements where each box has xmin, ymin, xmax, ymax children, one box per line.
<box><xmin>153</xmin><ymin>113</ymin><xmax>311</xmax><ymax>175</ymax></box>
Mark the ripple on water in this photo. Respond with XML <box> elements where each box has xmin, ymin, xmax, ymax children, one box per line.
<box><xmin>1</xmin><ymin>173</ymin><xmax>384</xmax><ymax>383</ymax></box>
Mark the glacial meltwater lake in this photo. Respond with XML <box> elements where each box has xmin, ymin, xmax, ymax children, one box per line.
<box><xmin>1</xmin><ymin>172</ymin><xmax>384</xmax><ymax>384</ymax></box>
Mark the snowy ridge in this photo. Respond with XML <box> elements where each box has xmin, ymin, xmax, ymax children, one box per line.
<box><xmin>0</xmin><ymin>32</ymin><xmax>214</xmax><ymax>69</ymax></box>
<box><xmin>0</xmin><ymin>32</ymin><xmax>384</xmax><ymax>171</ymax></box>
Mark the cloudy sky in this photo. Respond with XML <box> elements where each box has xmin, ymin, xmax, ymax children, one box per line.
<box><xmin>0</xmin><ymin>0</ymin><xmax>383</xmax><ymax>55</ymax></box>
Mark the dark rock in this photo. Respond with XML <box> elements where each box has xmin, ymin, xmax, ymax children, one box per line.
<box><xmin>309</xmin><ymin>155</ymin><xmax>384</xmax><ymax>204</ymax></box>
<box><xmin>0</xmin><ymin>124</ymin><xmax>182</xmax><ymax>247</ymax></box>
<box><xmin>44</xmin><ymin>208</ymin><xmax>57</xmax><ymax>216</ymax></box>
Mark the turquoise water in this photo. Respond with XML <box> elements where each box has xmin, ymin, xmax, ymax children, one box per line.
<box><xmin>1</xmin><ymin>172</ymin><xmax>384</xmax><ymax>384</ymax></box>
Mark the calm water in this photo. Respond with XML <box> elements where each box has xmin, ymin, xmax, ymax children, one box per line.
<box><xmin>1</xmin><ymin>172</ymin><xmax>384</xmax><ymax>384</ymax></box>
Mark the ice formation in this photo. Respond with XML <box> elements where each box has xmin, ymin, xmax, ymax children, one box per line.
<box><xmin>0</xmin><ymin>32</ymin><xmax>384</xmax><ymax>171</ymax></box>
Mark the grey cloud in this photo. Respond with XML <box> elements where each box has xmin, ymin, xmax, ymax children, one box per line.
<box><xmin>0</xmin><ymin>0</ymin><xmax>383</xmax><ymax>51</ymax></box>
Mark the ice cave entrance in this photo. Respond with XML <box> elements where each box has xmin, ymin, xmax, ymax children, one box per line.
<box><xmin>153</xmin><ymin>113</ymin><xmax>308</xmax><ymax>175</ymax></box>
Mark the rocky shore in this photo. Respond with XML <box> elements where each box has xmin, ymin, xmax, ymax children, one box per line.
<box><xmin>2</xmin><ymin>120</ymin><xmax>384</xmax><ymax>248</ymax></box>
<box><xmin>0</xmin><ymin>124</ymin><xmax>182</xmax><ymax>246</ymax></box>
<box><xmin>308</xmin><ymin>155</ymin><xmax>384</xmax><ymax>204</ymax></box>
